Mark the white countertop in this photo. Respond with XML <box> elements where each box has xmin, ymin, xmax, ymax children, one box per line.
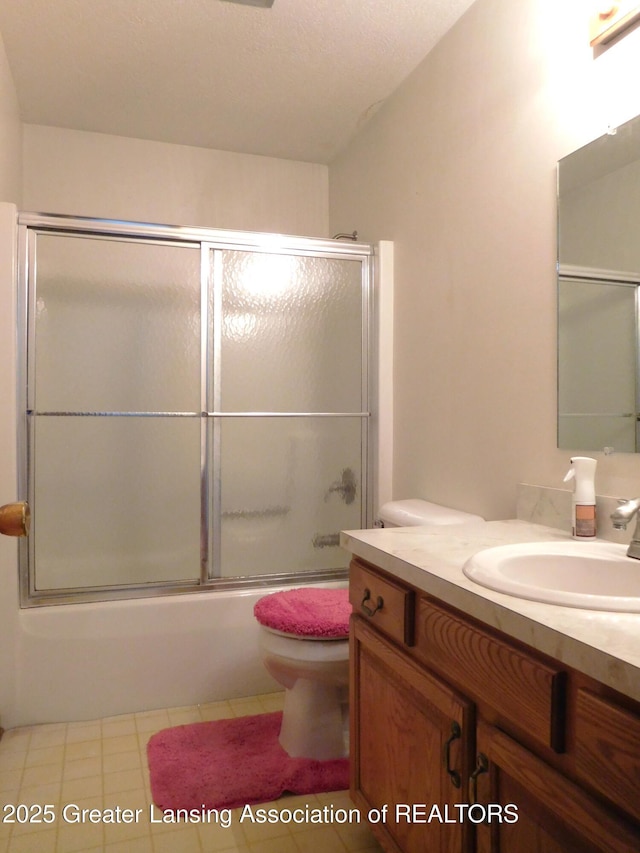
<box><xmin>341</xmin><ymin>519</ymin><xmax>640</xmax><ymax>703</ymax></box>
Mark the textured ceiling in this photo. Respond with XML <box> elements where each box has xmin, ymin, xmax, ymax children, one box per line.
<box><xmin>0</xmin><ymin>0</ymin><xmax>476</xmax><ymax>164</ymax></box>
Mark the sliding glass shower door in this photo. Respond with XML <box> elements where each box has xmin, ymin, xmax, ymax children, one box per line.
<box><xmin>19</xmin><ymin>215</ymin><xmax>373</xmax><ymax>605</ymax></box>
<box><xmin>214</xmin><ymin>249</ymin><xmax>365</xmax><ymax>579</ymax></box>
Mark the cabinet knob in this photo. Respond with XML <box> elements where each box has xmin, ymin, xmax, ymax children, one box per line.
<box><xmin>0</xmin><ymin>502</ymin><xmax>31</xmax><ymax>537</ymax></box>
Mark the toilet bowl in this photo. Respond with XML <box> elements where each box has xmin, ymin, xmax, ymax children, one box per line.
<box><xmin>254</xmin><ymin>587</ymin><xmax>351</xmax><ymax>761</ymax></box>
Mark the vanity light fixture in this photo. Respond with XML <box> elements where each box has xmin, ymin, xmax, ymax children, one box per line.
<box><xmin>590</xmin><ymin>1</ymin><xmax>640</xmax><ymax>45</ymax></box>
<box><xmin>220</xmin><ymin>0</ymin><xmax>275</xmax><ymax>7</ymax></box>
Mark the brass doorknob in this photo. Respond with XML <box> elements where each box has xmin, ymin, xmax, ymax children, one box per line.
<box><xmin>0</xmin><ymin>502</ymin><xmax>31</xmax><ymax>537</ymax></box>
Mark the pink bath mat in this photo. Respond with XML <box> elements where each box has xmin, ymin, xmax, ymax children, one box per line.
<box><xmin>147</xmin><ymin>711</ymin><xmax>349</xmax><ymax>811</ymax></box>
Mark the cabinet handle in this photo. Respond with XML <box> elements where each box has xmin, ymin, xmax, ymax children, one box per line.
<box><xmin>444</xmin><ymin>721</ymin><xmax>461</xmax><ymax>788</ymax></box>
<box><xmin>469</xmin><ymin>753</ymin><xmax>489</xmax><ymax>806</ymax></box>
<box><xmin>361</xmin><ymin>588</ymin><xmax>384</xmax><ymax>616</ymax></box>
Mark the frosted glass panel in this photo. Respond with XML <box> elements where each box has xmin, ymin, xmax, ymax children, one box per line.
<box><xmin>34</xmin><ymin>235</ymin><xmax>201</xmax><ymax>413</ymax></box>
<box><xmin>220</xmin><ymin>251</ymin><xmax>363</xmax><ymax>412</ymax></box>
<box><xmin>33</xmin><ymin>417</ymin><xmax>201</xmax><ymax>590</ymax></box>
<box><xmin>219</xmin><ymin>417</ymin><xmax>363</xmax><ymax>578</ymax></box>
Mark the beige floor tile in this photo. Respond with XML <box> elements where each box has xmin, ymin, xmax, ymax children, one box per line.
<box><xmin>134</xmin><ymin>710</ymin><xmax>171</xmax><ymax>734</ymax></box>
<box><xmin>315</xmin><ymin>789</ymin><xmax>355</xmax><ymax>809</ymax></box>
<box><xmin>5</xmin><ymin>828</ymin><xmax>58</xmax><ymax>853</ymax></box>
<box><xmin>56</xmin><ymin>819</ymin><xmax>105</xmax><ymax>853</ymax></box>
<box><xmin>238</xmin><ymin>805</ymin><xmax>293</xmax><ymax>843</ymax></box>
<box><xmin>103</xmin><ymin>766</ymin><xmax>146</xmax><ymax>795</ymax></box>
<box><xmin>249</xmin><ymin>834</ymin><xmax>300</xmax><ymax>853</ymax></box>
<box><xmin>228</xmin><ymin>697</ymin><xmax>264</xmax><ymax>717</ymax></box>
<box><xmin>102</xmin><ymin>734</ymin><xmax>139</xmax><ymax>755</ymax></box>
<box><xmin>198</xmin><ymin>818</ymin><xmax>247</xmax><ymax>851</ymax></box>
<box><xmin>198</xmin><ymin>700</ymin><xmax>234</xmax><ymax>721</ymax></box>
<box><xmin>103</xmin><ymin>816</ymin><xmax>151</xmax><ymax>846</ymax></box>
<box><xmin>0</xmin><ymin>768</ymin><xmax>22</xmax><ymax>795</ymax></box>
<box><xmin>152</xmin><ymin>826</ymin><xmax>202</xmax><ymax>852</ymax></box>
<box><xmin>66</xmin><ymin>722</ymin><xmax>102</xmax><ymax>743</ymax></box>
<box><xmin>5</xmin><ymin>815</ymin><xmax>56</xmax><ymax>840</ymax></box>
<box><xmin>65</xmin><ymin>738</ymin><xmax>102</xmax><ymax>761</ymax></box>
<box><xmin>336</xmin><ymin>820</ymin><xmax>384</xmax><ymax>851</ymax></box>
<box><xmin>104</xmin><ymin>837</ymin><xmax>153</xmax><ymax>853</ymax></box>
<box><xmin>61</xmin><ymin>773</ymin><xmax>103</xmax><ymax>802</ymax></box>
<box><xmin>0</xmin><ymin>749</ymin><xmax>26</xmax><ymax>771</ymax></box>
<box><xmin>25</xmin><ymin>745</ymin><xmax>65</xmax><ymax>769</ymax></box>
<box><xmin>16</xmin><ymin>781</ymin><xmax>62</xmax><ymax>807</ymax></box>
<box><xmin>104</xmin><ymin>788</ymin><xmax>149</xmax><ymax>812</ymax></box>
<box><xmin>0</xmin><ymin>729</ymin><xmax>32</xmax><ymax>752</ymax></box>
<box><xmin>167</xmin><ymin>705</ymin><xmax>203</xmax><ymax>726</ymax></box>
<box><xmin>102</xmin><ymin>716</ymin><xmax>137</xmax><ymax>738</ymax></box>
<box><xmin>63</xmin><ymin>755</ymin><xmax>103</xmax><ymax>781</ymax></box>
<box><xmin>28</xmin><ymin>724</ymin><xmax>67</xmax><ymax>749</ymax></box>
<box><xmin>103</xmin><ymin>748</ymin><xmax>142</xmax><ymax>774</ymax></box>
<box><xmin>293</xmin><ymin>826</ymin><xmax>349</xmax><ymax>852</ymax></box>
<box><xmin>257</xmin><ymin>691</ymin><xmax>285</xmax><ymax>713</ymax></box>
<box><xmin>21</xmin><ymin>761</ymin><xmax>62</xmax><ymax>788</ymax></box>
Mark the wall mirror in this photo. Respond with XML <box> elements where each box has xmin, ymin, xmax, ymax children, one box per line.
<box><xmin>557</xmin><ymin>112</ymin><xmax>640</xmax><ymax>452</ymax></box>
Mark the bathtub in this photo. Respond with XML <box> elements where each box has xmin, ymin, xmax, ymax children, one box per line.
<box><xmin>11</xmin><ymin>582</ymin><xmax>343</xmax><ymax>728</ymax></box>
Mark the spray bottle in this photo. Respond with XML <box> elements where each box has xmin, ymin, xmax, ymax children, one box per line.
<box><xmin>563</xmin><ymin>456</ymin><xmax>597</xmax><ymax>539</ymax></box>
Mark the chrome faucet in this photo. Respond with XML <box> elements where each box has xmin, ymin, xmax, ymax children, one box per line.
<box><xmin>610</xmin><ymin>498</ymin><xmax>640</xmax><ymax>559</ymax></box>
<box><xmin>325</xmin><ymin>468</ymin><xmax>357</xmax><ymax>505</ymax></box>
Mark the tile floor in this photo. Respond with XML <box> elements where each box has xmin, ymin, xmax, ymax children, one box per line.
<box><xmin>0</xmin><ymin>693</ymin><xmax>383</xmax><ymax>853</ymax></box>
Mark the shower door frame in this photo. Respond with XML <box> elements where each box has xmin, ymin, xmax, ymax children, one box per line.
<box><xmin>17</xmin><ymin>213</ymin><xmax>376</xmax><ymax>607</ymax></box>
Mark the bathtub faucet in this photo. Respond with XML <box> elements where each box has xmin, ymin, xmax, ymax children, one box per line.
<box><xmin>610</xmin><ymin>498</ymin><xmax>640</xmax><ymax>559</ymax></box>
<box><xmin>325</xmin><ymin>468</ymin><xmax>357</xmax><ymax>505</ymax></box>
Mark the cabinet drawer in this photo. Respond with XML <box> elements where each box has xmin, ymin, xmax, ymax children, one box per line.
<box><xmin>415</xmin><ymin>597</ymin><xmax>566</xmax><ymax>751</ymax></box>
<box><xmin>349</xmin><ymin>560</ymin><xmax>415</xmax><ymax>646</ymax></box>
<box><xmin>575</xmin><ymin>689</ymin><xmax>640</xmax><ymax>823</ymax></box>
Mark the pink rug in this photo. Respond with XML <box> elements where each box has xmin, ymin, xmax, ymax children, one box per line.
<box><xmin>147</xmin><ymin>711</ymin><xmax>349</xmax><ymax>811</ymax></box>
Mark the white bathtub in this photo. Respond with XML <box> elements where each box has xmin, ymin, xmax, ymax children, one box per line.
<box><xmin>11</xmin><ymin>586</ymin><xmax>289</xmax><ymax>727</ymax></box>
<box><xmin>10</xmin><ymin>580</ymin><xmax>348</xmax><ymax>728</ymax></box>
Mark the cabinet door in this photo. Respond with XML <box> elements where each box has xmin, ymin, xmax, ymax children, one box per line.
<box><xmin>351</xmin><ymin>616</ymin><xmax>473</xmax><ymax>853</ymax></box>
<box><xmin>473</xmin><ymin>720</ymin><xmax>640</xmax><ymax>853</ymax></box>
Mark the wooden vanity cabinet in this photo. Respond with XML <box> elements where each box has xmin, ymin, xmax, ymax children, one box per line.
<box><xmin>349</xmin><ymin>558</ymin><xmax>640</xmax><ymax>853</ymax></box>
<box><xmin>350</xmin><ymin>617</ymin><xmax>474</xmax><ymax>853</ymax></box>
<box><xmin>473</xmin><ymin>720</ymin><xmax>639</xmax><ymax>853</ymax></box>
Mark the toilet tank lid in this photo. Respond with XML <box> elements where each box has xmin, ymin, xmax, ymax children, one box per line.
<box><xmin>378</xmin><ymin>499</ymin><xmax>484</xmax><ymax>527</ymax></box>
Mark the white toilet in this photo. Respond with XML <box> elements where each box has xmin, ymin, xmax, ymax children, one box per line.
<box><xmin>254</xmin><ymin>587</ymin><xmax>351</xmax><ymax>761</ymax></box>
<box><xmin>254</xmin><ymin>500</ymin><xmax>484</xmax><ymax>761</ymax></box>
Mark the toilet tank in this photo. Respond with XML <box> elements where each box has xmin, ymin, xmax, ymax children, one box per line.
<box><xmin>378</xmin><ymin>499</ymin><xmax>484</xmax><ymax>528</ymax></box>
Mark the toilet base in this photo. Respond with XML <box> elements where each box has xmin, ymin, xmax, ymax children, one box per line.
<box><xmin>278</xmin><ymin>678</ymin><xmax>349</xmax><ymax>760</ymax></box>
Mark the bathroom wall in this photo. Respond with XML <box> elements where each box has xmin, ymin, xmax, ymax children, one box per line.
<box><xmin>0</xmin><ymin>28</ymin><xmax>21</xmax><ymax>203</ymax></box>
<box><xmin>22</xmin><ymin>124</ymin><xmax>329</xmax><ymax>237</ymax></box>
<box><xmin>329</xmin><ymin>0</ymin><xmax>640</xmax><ymax>520</ymax></box>
<box><xmin>0</xmin><ymin>31</ymin><xmax>21</xmax><ymax>729</ymax></box>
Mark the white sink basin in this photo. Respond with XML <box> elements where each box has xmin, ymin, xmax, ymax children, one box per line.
<box><xmin>462</xmin><ymin>540</ymin><xmax>640</xmax><ymax>612</ymax></box>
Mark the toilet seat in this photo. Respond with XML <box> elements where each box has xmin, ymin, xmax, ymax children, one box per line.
<box><xmin>254</xmin><ymin>587</ymin><xmax>351</xmax><ymax>640</ymax></box>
